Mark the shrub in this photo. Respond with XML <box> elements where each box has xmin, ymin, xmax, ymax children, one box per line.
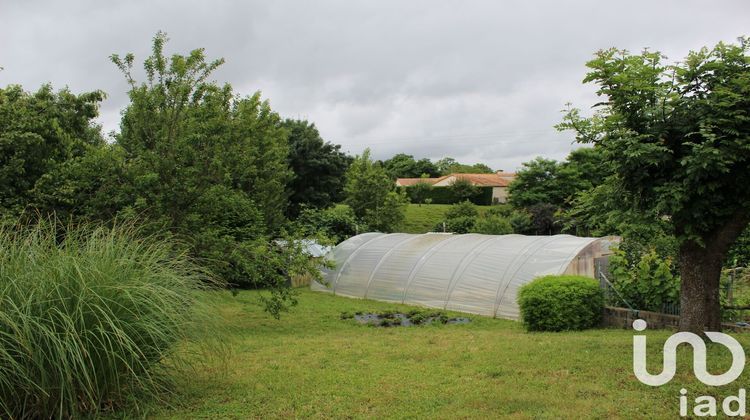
<box><xmin>448</xmin><ymin>179</ymin><xmax>478</xmax><ymax>202</ymax></box>
<box><xmin>438</xmin><ymin>216</ymin><xmax>476</xmax><ymax>234</ymax></box>
<box><xmin>608</xmin><ymin>248</ymin><xmax>679</xmax><ymax>312</ymax></box>
<box><xmin>295</xmin><ymin>205</ymin><xmax>359</xmax><ymax>243</ymax></box>
<box><xmin>472</xmin><ymin>215</ymin><xmax>513</xmax><ymax>235</ymax></box>
<box><xmin>517</xmin><ymin>275</ymin><xmax>603</xmax><ymax>332</ymax></box>
<box><xmin>0</xmin><ymin>220</ymin><xmax>220</xmax><ymax>418</ymax></box>
<box><xmin>438</xmin><ymin>201</ymin><xmax>478</xmax><ymax>233</ymax></box>
<box><xmin>445</xmin><ymin>200</ymin><xmax>478</xmax><ymax>220</ymax></box>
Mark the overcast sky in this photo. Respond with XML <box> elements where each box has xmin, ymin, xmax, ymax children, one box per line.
<box><xmin>1</xmin><ymin>1</ymin><xmax>748</xmax><ymax>171</ymax></box>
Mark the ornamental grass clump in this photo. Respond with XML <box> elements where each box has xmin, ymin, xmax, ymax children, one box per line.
<box><xmin>0</xmin><ymin>221</ymin><xmax>219</xmax><ymax>418</ymax></box>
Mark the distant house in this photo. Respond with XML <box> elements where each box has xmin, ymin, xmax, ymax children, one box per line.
<box><xmin>396</xmin><ymin>171</ymin><xmax>516</xmax><ymax>203</ymax></box>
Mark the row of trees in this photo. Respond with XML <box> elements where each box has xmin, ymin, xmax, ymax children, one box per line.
<box><xmin>380</xmin><ymin>153</ymin><xmax>495</xmax><ymax>179</ymax></box>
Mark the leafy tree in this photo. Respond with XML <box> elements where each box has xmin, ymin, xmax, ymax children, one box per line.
<box><xmin>527</xmin><ymin>203</ymin><xmax>560</xmax><ymax>235</ymax></box>
<box><xmin>382</xmin><ymin>153</ymin><xmax>439</xmax><ymax>178</ymax></box>
<box><xmin>409</xmin><ymin>175</ymin><xmax>433</xmax><ymax>206</ymax></box>
<box><xmin>564</xmin><ymin>146</ymin><xmax>610</xmax><ymax>189</ymax></box>
<box><xmin>440</xmin><ymin>200</ymin><xmax>478</xmax><ymax>233</ymax></box>
<box><xmin>0</xmin><ymin>84</ymin><xmax>105</xmax><ymax>219</ymax></box>
<box><xmin>366</xmin><ymin>190</ymin><xmax>408</xmax><ymax>232</ymax></box>
<box><xmin>109</xmin><ymin>32</ymin><xmax>310</xmax><ymax>315</ymax></box>
<box><xmin>509</xmin><ymin>210</ymin><xmax>533</xmax><ymax>234</ymax></box>
<box><xmin>448</xmin><ymin>178</ymin><xmax>479</xmax><ymax>202</ymax></box>
<box><xmin>294</xmin><ymin>205</ymin><xmax>359</xmax><ymax>243</ymax></box>
<box><xmin>283</xmin><ymin>119</ymin><xmax>351</xmax><ymax>216</ymax></box>
<box><xmin>344</xmin><ymin>149</ymin><xmax>407</xmax><ymax>232</ymax></box>
<box><xmin>113</xmin><ymin>35</ymin><xmax>290</xmax><ymax>231</ymax></box>
<box><xmin>436</xmin><ymin>157</ymin><xmax>494</xmax><ymax>175</ymax></box>
<box><xmin>31</xmin><ymin>144</ymin><xmax>134</xmax><ymax>222</ymax></box>
<box><xmin>508</xmin><ymin>157</ymin><xmax>588</xmax><ymax>209</ymax></box>
<box><xmin>558</xmin><ymin>38</ymin><xmax>750</xmax><ymax>332</ymax></box>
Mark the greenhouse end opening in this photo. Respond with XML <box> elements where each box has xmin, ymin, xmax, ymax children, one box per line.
<box><xmin>312</xmin><ymin>233</ymin><xmax>617</xmax><ymax>319</ymax></box>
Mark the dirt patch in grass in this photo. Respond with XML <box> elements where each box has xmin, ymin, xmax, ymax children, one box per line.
<box><xmin>340</xmin><ymin>309</ymin><xmax>471</xmax><ymax>327</ymax></box>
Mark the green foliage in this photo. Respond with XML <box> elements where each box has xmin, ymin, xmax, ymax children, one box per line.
<box><xmin>558</xmin><ymin>39</ymin><xmax>750</xmax><ymax>248</ymax></box>
<box><xmin>608</xmin><ymin>248</ymin><xmax>680</xmax><ymax>312</ymax></box>
<box><xmin>448</xmin><ymin>178</ymin><xmax>479</xmax><ymax>202</ymax></box>
<box><xmin>0</xmin><ymin>220</ymin><xmax>220</xmax><ymax>418</ymax></box>
<box><xmin>345</xmin><ymin>149</ymin><xmax>407</xmax><ymax>232</ymax></box>
<box><xmin>409</xmin><ymin>176</ymin><xmax>433</xmax><ymax>205</ymax></box>
<box><xmin>31</xmin><ymin>144</ymin><xmax>134</xmax><ymax>222</ymax></box>
<box><xmin>727</xmin><ymin>227</ymin><xmax>750</xmax><ymax>267</ymax></box>
<box><xmin>382</xmin><ymin>153</ymin><xmax>440</xmax><ymax>178</ymax></box>
<box><xmin>283</xmin><ymin>119</ymin><xmax>351</xmax><ymax>217</ymax></box>
<box><xmin>0</xmin><ymin>84</ymin><xmax>105</xmax><ymax>218</ymax></box>
<box><xmin>445</xmin><ymin>200</ymin><xmax>479</xmax><ymax>220</ymax></box>
<box><xmin>366</xmin><ymin>190</ymin><xmax>408</xmax><ymax>232</ymax></box>
<box><xmin>435</xmin><ymin>157</ymin><xmax>494</xmax><ymax>175</ymax></box>
<box><xmin>440</xmin><ymin>201</ymin><xmax>478</xmax><ymax>233</ymax></box>
<box><xmin>558</xmin><ymin>39</ymin><xmax>750</xmax><ymax>329</ymax></box>
<box><xmin>508</xmin><ymin>156</ymin><xmax>592</xmax><ymax>209</ymax></box>
<box><xmin>106</xmin><ymin>32</ymin><xmax>322</xmax><ymax>307</ymax></box>
<box><xmin>509</xmin><ymin>210</ymin><xmax>533</xmax><ymax>234</ymax></box>
<box><xmin>295</xmin><ymin>205</ymin><xmax>359</xmax><ymax>243</ymax></box>
<box><xmin>113</xmin><ymin>33</ymin><xmax>291</xmax><ymax>231</ymax></box>
<box><xmin>472</xmin><ymin>213</ymin><xmax>513</xmax><ymax>235</ymax></box>
<box><xmin>527</xmin><ymin>203</ymin><xmax>561</xmax><ymax>235</ymax></box>
<box><xmin>518</xmin><ymin>275</ymin><xmax>603</xmax><ymax>332</ymax></box>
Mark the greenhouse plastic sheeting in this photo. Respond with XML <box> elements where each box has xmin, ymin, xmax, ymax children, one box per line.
<box><xmin>311</xmin><ymin>233</ymin><xmax>600</xmax><ymax>319</ymax></box>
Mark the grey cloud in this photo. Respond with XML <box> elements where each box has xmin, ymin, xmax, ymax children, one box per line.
<box><xmin>1</xmin><ymin>0</ymin><xmax>748</xmax><ymax>171</ymax></box>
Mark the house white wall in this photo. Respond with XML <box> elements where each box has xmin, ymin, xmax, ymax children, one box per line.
<box><xmin>492</xmin><ymin>187</ymin><xmax>509</xmax><ymax>203</ymax></box>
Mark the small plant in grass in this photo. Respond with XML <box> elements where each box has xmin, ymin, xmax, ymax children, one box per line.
<box><xmin>517</xmin><ymin>275</ymin><xmax>603</xmax><ymax>332</ymax></box>
<box><xmin>409</xmin><ymin>313</ymin><xmax>427</xmax><ymax>325</ymax></box>
<box><xmin>0</xmin><ymin>220</ymin><xmax>222</xmax><ymax>418</ymax></box>
<box><xmin>340</xmin><ymin>312</ymin><xmax>354</xmax><ymax>320</ymax></box>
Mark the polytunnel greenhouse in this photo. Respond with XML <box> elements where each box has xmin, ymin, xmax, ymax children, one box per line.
<box><xmin>311</xmin><ymin>233</ymin><xmax>616</xmax><ymax>320</ymax></box>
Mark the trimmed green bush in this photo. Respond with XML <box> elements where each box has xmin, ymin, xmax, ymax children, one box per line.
<box><xmin>517</xmin><ymin>275</ymin><xmax>603</xmax><ymax>332</ymax></box>
<box><xmin>0</xmin><ymin>221</ymin><xmax>220</xmax><ymax>418</ymax></box>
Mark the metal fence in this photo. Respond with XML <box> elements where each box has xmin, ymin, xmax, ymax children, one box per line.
<box><xmin>596</xmin><ymin>260</ymin><xmax>750</xmax><ymax>320</ymax></box>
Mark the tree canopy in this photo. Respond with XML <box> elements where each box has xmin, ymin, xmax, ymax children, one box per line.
<box><xmin>558</xmin><ymin>38</ymin><xmax>750</xmax><ymax>332</ymax></box>
<box><xmin>0</xmin><ymin>84</ymin><xmax>105</xmax><ymax>220</ymax></box>
<box><xmin>283</xmin><ymin>119</ymin><xmax>351</xmax><ymax>216</ymax></box>
<box><xmin>345</xmin><ymin>149</ymin><xmax>407</xmax><ymax>232</ymax></box>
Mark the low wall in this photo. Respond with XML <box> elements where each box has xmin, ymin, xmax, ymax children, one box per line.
<box><xmin>602</xmin><ymin>306</ymin><xmax>750</xmax><ymax>333</ymax></box>
<box><xmin>602</xmin><ymin>306</ymin><xmax>680</xmax><ymax>330</ymax></box>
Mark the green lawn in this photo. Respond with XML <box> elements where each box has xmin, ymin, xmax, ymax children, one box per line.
<box><xmin>145</xmin><ymin>289</ymin><xmax>750</xmax><ymax>419</ymax></box>
<box><xmin>403</xmin><ymin>203</ymin><xmax>490</xmax><ymax>233</ymax></box>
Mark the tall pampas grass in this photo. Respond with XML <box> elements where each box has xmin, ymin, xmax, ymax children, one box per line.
<box><xmin>0</xmin><ymin>220</ymin><xmax>222</xmax><ymax>418</ymax></box>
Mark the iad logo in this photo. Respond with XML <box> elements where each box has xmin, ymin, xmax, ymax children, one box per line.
<box><xmin>632</xmin><ymin>319</ymin><xmax>748</xmax><ymax>417</ymax></box>
<box><xmin>632</xmin><ymin>319</ymin><xmax>745</xmax><ymax>386</ymax></box>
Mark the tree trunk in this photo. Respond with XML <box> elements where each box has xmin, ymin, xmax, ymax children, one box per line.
<box><xmin>677</xmin><ymin>210</ymin><xmax>750</xmax><ymax>333</ymax></box>
<box><xmin>678</xmin><ymin>241</ymin><xmax>723</xmax><ymax>333</ymax></box>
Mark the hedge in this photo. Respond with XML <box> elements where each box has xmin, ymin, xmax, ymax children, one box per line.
<box><xmin>517</xmin><ymin>275</ymin><xmax>603</xmax><ymax>332</ymax></box>
<box><xmin>401</xmin><ymin>186</ymin><xmax>493</xmax><ymax>205</ymax></box>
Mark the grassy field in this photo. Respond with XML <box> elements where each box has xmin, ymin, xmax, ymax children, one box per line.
<box><xmin>145</xmin><ymin>289</ymin><xmax>750</xmax><ymax>419</ymax></box>
<box><xmin>402</xmin><ymin>203</ymin><xmax>490</xmax><ymax>233</ymax></box>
